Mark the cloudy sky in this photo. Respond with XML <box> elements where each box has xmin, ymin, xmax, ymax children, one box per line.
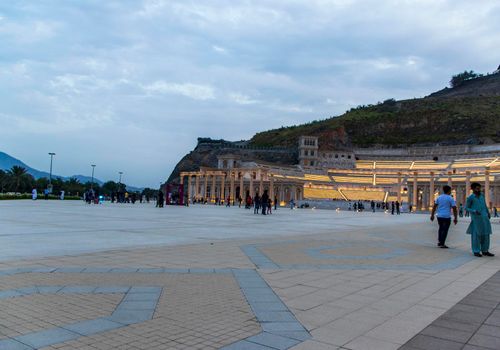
<box><xmin>1</xmin><ymin>0</ymin><xmax>499</xmax><ymax>187</ymax></box>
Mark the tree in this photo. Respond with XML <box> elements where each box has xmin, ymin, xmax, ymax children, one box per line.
<box><xmin>7</xmin><ymin>166</ymin><xmax>29</xmax><ymax>192</ymax></box>
<box><xmin>101</xmin><ymin>181</ymin><xmax>118</xmax><ymax>196</ymax></box>
<box><xmin>450</xmin><ymin>70</ymin><xmax>480</xmax><ymax>87</ymax></box>
<box><xmin>0</xmin><ymin>170</ymin><xmax>6</xmax><ymax>193</ymax></box>
<box><xmin>66</xmin><ymin>177</ymin><xmax>83</xmax><ymax>196</ymax></box>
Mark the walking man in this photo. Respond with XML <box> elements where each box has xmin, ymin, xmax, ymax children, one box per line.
<box><xmin>466</xmin><ymin>183</ymin><xmax>494</xmax><ymax>257</ymax></box>
<box><xmin>430</xmin><ymin>185</ymin><xmax>457</xmax><ymax>248</ymax></box>
<box><xmin>261</xmin><ymin>190</ymin><xmax>269</xmax><ymax>215</ymax></box>
<box><xmin>396</xmin><ymin>201</ymin><xmax>400</xmax><ymax>215</ymax></box>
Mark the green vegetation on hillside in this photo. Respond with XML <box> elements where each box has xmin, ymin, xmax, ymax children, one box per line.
<box><xmin>250</xmin><ymin>96</ymin><xmax>500</xmax><ymax>148</ymax></box>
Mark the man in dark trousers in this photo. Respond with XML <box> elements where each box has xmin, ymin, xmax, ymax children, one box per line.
<box><xmin>430</xmin><ymin>185</ymin><xmax>457</xmax><ymax>248</ymax></box>
<box><xmin>396</xmin><ymin>201</ymin><xmax>400</xmax><ymax>215</ymax></box>
<box><xmin>261</xmin><ymin>190</ymin><xmax>269</xmax><ymax>215</ymax></box>
<box><xmin>253</xmin><ymin>193</ymin><xmax>260</xmax><ymax>214</ymax></box>
<box><xmin>157</xmin><ymin>190</ymin><xmax>164</xmax><ymax>208</ymax></box>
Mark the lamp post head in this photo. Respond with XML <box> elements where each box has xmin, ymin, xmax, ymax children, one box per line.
<box><xmin>48</xmin><ymin>152</ymin><xmax>56</xmax><ymax>156</ymax></box>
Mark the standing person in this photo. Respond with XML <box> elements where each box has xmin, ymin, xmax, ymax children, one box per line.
<box><xmin>226</xmin><ymin>195</ymin><xmax>231</xmax><ymax>207</ymax></box>
<box><xmin>459</xmin><ymin>203</ymin><xmax>464</xmax><ymax>217</ymax></box>
<box><xmin>157</xmin><ymin>189</ymin><xmax>164</xmax><ymax>208</ymax></box>
<box><xmin>494</xmin><ymin>207</ymin><xmax>499</xmax><ymax>218</ymax></box>
<box><xmin>371</xmin><ymin>200</ymin><xmax>375</xmax><ymax>213</ymax></box>
<box><xmin>44</xmin><ymin>188</ymin><xmax>49</xmax><ymax>200</ymax></box>
<box><xmin>396</xmin><ymin>201</ymin><xmax>400</xmax><ymax>215</ymax></box>
<box><xmin>238</xmin><ymin>196</ymin><xmax>242</xmax><ymax>208</ymax></box>
<box><xmin>430</xmin><ymin>185</ymin><xmax>458</xmax><ymax>249</ymax></box>
<box><xmin>261</xmin><ymin>190</ymin><xmax>269</xmax><ymax>215</ymax></box>
<box><xmin>274</xmin><ymin>195</ymin><xmax>278</xmax><ymax>210</ymax></box>
<box><xmin>60</xmin><ymin>190</ymin><xmax>65</xmax><ymax>200</ymax></box>
<box><xmin>391</xmin><ymin>201</ymin><xmax>395</xmax><ymax>215</ymax></box>
<box><xmin>466</xmin><ymin>183</ymin><xmax>494</xmax><ymax>257</ymax></box>
<box><xmin>32</xmin><ymin>188</ymin><xmax>37</xmax><ymax>200</ymax></box>
<box><xmin>290</xmin><ymin>199</ymin><xmax>295</xmax><ymax>209</ymax></box>
<box><xmin>267</xmin><ymin>197</ymin><xmax>272</xmax><ymax>214</ymax></box>
<box><xmin>253</xmin><ymin>193</ymin><xmax>260</xmax><ymax>214</ymax></box>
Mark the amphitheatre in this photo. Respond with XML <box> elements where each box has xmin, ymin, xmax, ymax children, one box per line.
<box><xmin>170</xmin><ymin>71</ymin><xmax>500</xmax><ymax>211</ymax></box>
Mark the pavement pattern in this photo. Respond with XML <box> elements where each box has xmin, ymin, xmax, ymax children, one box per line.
<box><xmin>0</xmin><ymin>201</ymin><xmax>499</xmax><ymax>349</ymax></box>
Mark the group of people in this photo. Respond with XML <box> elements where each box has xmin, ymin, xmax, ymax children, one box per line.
<box><xmin>31</xmin><ymin>188</ymin><xmax>65</xmax><ymax>200</ymax></box>
<box><xmin>250</xmin><ymin>190</ymin><xmax>278</xmax><ymax>215</ymax></box>
<box><xmin>348</xmin><ymin>200</ymin><xmax>402</xmax><ymax>214</ymax></box>
<box><xmin>431</xmin><ymin>183</ymin><xmax>494</xmax><ymax>257</ymax></box>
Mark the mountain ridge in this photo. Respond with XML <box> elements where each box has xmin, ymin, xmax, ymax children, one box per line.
<box><xmin>0</xmin><ymin>151</ymin><xmax>144</xmax><ymax>191</ymax></box>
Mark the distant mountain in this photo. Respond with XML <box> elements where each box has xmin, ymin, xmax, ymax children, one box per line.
<box><xmin>0</xmin><ymin>151</ymin><xmax>143</xmax><ymax>191</ymax></box>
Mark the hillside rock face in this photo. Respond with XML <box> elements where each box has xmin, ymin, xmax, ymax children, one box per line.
<box><xmin>167</xmin><ymin>139</ymin><xmax>297</xmax><ymax>183</ymax></box>
<box><xmin>429</xmin><ymin>72</ymin><xmax>500</xmax><ymax>98</ymax></box>
<box><xmin>168</xmin><ymin>73</ymin><xmax>500</xmax><ymax>182</ymax></box>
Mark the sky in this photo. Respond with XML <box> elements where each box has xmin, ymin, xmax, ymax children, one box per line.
<box><xmin>1</xmin><ymin>1</ymin><xmax>499</xmax><ymax>187</ymax></box>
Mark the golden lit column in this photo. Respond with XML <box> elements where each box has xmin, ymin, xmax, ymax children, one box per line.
<box><xmin>187</xmin><ymin>175</ymin><xmax>192</xmax><ymax>203</ymax></box>
<box><xmin>270</xmin><ymin>175</ymin><xmax>274</xmax><ymax>201</ymax></box>
<box><xmin>239</xmin><ymin>172</ymin><xmax>244</xmax><ymax>200</ymax></box>
<box><xmin>429</xmin><ymin>172</ymin><xmax>435</xmax><ymax>210</ymax></box>
<box><xmin>249</xmin><ymin>172</ymin><xmax>254</xmax><ymax>198</ymax></box>
<box><xmin>203</xmin><ymin>174</ymin><xmax>208</xmax><ymax>200</ymax></box>
<box><xmin>447</xmin><ymin>172</ymin><xmax>452</xmax><ymax>187</ymax></box>
<box><xmin>466</xmin><ymin>171</ymin><xmax>471</xmax><ymax>197</ymax></box>
<box><xmin>194</xmin><ymin>175</ymin><xmax>200</xmax><ymax>200</ymax></box>
<box><xmin>412</xmin><ymin>172</ymin><xmax>418</xmax><ymax>210</ymax></box>
<box><xmin>211</xmin><ymin>174</ymin><xmax>216</xmax><ymax>201</ymax></box>
<box><xmin>259</xmin><ymin>171</ymin><xmax>264</xmax><ymax>195</ymax></box>
<box><xmin>485</xmin><ymin>168</ymin><xmax>491</xmax><ymax>209</ymax></box>
<box><xmin>230</xmin><ymin>171</ymin><xmax>235</xmax><ymax>204</ymax></box>
<box><xmin>220</xmin><ymin>173</ymin><xmax>225</xmax><ymax>202</ymax></box>
<box><xmin>397</xmin><ymin>172</ymin><xmax>402</xmax><ymax>203</ymax></box>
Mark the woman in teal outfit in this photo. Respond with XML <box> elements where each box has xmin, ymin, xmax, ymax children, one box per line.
<box><xmin>465</xmin><ymin>183</ymin><xmax>494</xmax><ymax>257</ymax></box>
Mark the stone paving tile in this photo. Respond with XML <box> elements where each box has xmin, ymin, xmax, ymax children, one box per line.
<box><xmin>0</xmin><ymin>293</ymin><xmax>121</xmax><ymax>340</ymax></box>
<box><xmin>399</xmin><ymin>271</ymin><xmax>500</xmax><ymax>350</ymax></box>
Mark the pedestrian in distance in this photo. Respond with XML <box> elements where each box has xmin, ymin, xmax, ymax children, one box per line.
<box><xmin>466</xmin><ymin>183</ymin><xmax>494</xmax><ymax>257</ymax></box>
<box><xmin>459</xmin><ymin>203</ymin><xmax>464</xmax><ymax>217</ymax></box>
<box><xmin>371</xmin><ymin>200</ymin><xmax>375</xmax><ymax>213</ymax></box>
<box><xmin>274</xmin><ymin>195</ymin><xmax>278</xmax><ymax>210</ymax></box>
<box><xmin>32</xmin><ymin>188</ymin><xmax>37</xmax><ymax>200</ymax></box>
<box><xmin>391</xmin><ymin>201</ymin><xmax>395</xmax><ymax>215</ymax></box>
<box><xmin>396</xmin><ymin>201</ymin><xmax>400</xmax><ymax>215</ymax></box>
<box><xmin>430</xmin><ymin>185</ymin><xmax>458</xmax><ymax>249</ymax></box>
<box><xmin>254</xmin><ymin>193</ymin><xmax>260</xmax><ymax>214</ymax></box>
<box><xmin>261</xmin><ymin>190</ymin><xmax>269</xmax><ymax>215</ymax></box>
<box><xmin>157</xmin><ymin>190</ymin><xmax>164</xmax><ymax>208</ymax></box>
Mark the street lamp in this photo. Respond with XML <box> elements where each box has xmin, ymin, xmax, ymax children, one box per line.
<box><xmin>48</xmin><ymin>153</ymin><xmax>56</xmax><ymax>185</ymax></box>
<box><xmin>90</xmin><ymin>165</ymin><xmax>96</xmax><ymax>190</ymax></box>
<box><xmin>118</xmin><ymin>172</ymin><xmax>123</xmax><ymax>184</ymax></box>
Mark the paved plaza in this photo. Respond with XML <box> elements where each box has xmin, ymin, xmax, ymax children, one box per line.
<box><xmin>0</xmin><ymin>201</ymin><xmax>499</xmax><ymax>349</ymax></box>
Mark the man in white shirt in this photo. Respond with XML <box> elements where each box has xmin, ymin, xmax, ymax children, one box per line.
<box><xmin>430</xmin><ymin>185</ymin><xmax>458</xmax><ymax>248</ymax></box>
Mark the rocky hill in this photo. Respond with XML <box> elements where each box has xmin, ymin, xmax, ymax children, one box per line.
<box><xmin>250</xmin><ymin>72</ymin><xmax>500</xmax><ymax>149</ymax></box>
<box><xmin>168</xmin><ymin>71</ymin><xmax>500</xmax><ymax>182</ymax></box>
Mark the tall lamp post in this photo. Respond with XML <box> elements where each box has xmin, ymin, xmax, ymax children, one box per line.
<box><xmin>48</xmin><ymin>153</ymin><xmax>56</xmax><ymax>185</ymax></box>
<box><xmin>118</xmin><ymin>172</ymin><xmax>123</xmax><ymax>184</ymax></box>
<box><xmin>90</xmin><ymin>165</ymin><xmax>96</xmax><ymax>190</ymax></box>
